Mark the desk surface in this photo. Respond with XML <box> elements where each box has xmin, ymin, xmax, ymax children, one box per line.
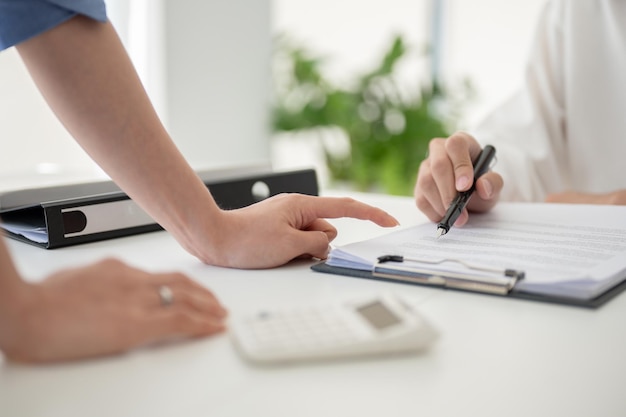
<box><xmin>1</xmin><ymin>192</ymin><xmax>625</xmax><ymax>417</ymax></box>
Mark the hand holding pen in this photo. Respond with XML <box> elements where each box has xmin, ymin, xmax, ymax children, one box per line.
<box><xmin>436</xmin><ymin>144</ymin><xmax>496</xmax><ymax>237</ymax></box>
<box><xmin>414</xmin><ymin>132</ymin><xmax>504</xmax><ymax>231</ymax></box>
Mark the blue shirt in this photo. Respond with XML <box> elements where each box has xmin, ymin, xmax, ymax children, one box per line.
<box><xmin>0</xmin><ymin>0</ymin><xmax>107</xmax><ymax>51</ymax></box>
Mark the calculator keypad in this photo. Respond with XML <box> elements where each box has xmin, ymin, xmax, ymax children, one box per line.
<box><xmin>243</xmin><ymin>308</ymin><xmax>363</xmax><ymax>354</ymax></box>
<box><xmin>230</xmin><ymin>295</ymin><xmax>437</xmax><ymax>363</ymax></box>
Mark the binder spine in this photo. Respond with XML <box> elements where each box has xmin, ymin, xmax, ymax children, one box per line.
<box><xmin>3</xmin><ymin>168</ymin><xmax>319</xmax><ymax>249</ymax></box>
<box><xmin>43</xmin><ymin>195</ymin><xmax>162</xmax><ymax>248</ymax></box>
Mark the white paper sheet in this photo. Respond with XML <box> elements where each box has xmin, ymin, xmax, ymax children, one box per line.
<box><xmin>327</xmin><ymin>203</ymin><xmax>626</xmax><ymax>300</ymax></box>
<box><xmin>0</xmin><ymin>222</ymin><xmax>48</xmax><ymax>244</ymax></box>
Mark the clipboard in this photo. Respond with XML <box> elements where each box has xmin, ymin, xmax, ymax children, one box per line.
<box><xmin>311</xmin><ymin>260</ymin><xmax>626</xmax><ymax>309</ymax></box>
<box><xmin>0</xmin><ymin>168</ymin><xmax>318</xmax><ymax>249</ymax></box>
<box><xmin>310</xmin><ymin>203</ymin><xmax>626</xmax><ymax>309</ymax></box>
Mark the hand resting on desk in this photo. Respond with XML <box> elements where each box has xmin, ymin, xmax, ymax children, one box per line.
<box><xmin>0</xmin><ymin>9</ymin><xmax>398</xmax><ymax>364</ymax></box>
<box><xmin>0</xmin><ymin>258</ymin><xmax>227</xmax><ymax>363</ymax></box>
<box><xmin>189</xmin><ymin>194</ymin><xmax>399</xmax><ymax>269</ymax></box>
<box><xmin>545</xmin><ymin>190</ymin><xmax>626</xmax><ymax>205</ymax></box>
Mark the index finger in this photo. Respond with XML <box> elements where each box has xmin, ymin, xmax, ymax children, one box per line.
<box><xmin>445</xmin><ymin>132</ymin><xmax>483</xmax><ymax>192</ymax></box>
<box><xmin>297</xmin><ymin>196</ymin><xmax>399</xmax><ymax>227</ymax></box>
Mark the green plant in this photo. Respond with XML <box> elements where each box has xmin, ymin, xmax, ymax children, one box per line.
<box><xmin>272</xmin><ymin>34</ymin><xmax>471</xmax><ymax>196</ymax></box>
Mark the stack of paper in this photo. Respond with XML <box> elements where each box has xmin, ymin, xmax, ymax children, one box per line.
<box><xmin>326</xmin><ymin>203</ymin><xmax>626</xmax><ymax>301</ymax></box>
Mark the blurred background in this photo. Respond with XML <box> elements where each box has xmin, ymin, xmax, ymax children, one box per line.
<box><xmin>0</xmin><ymin>0</ymin><xmax>546</xmax><ymax>195</ymax></box>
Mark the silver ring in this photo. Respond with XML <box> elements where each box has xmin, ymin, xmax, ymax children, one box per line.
<box><xmin>158</xmin><ymin>285</ymin><xmax>174</xmax><ymax>307</ymax></box>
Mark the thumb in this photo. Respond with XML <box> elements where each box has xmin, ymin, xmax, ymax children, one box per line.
<box><xmin>446</xmin><ymin>132</ymin><xmax>482</xmax><ymax>191</ymax></box>
<box><xmin>293</xmin><ymin>230</ymin><xmax>331</xmax><ymax>260</ymax></box>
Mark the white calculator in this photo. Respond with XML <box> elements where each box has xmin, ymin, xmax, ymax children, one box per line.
<box><xmin>229</xmin><ymin>293</ymin><xmax>438</xmax><ymax>364</ymax></box>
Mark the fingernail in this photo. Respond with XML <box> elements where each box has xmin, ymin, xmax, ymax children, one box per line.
<box><xmin>456</xmin><ymin>176</ymin><xmax>470</xmax><ymax>190</ymax></box>
<box><xmin>483</xmin><ymin>179</ymin><xmax>493</xmax><ymax>198</ymax></box>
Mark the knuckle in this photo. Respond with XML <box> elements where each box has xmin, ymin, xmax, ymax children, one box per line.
<box><xmin>97</xmin><ymin>258</ymin><xmax>131</xmax><ymax>277</ymax></box>
<box><xmin>415</xmin><ymin>194</ymin><xmax>430</xmax><ymax>212</ymax></box>
<box><xmin>98</xmin><ymin>258</ymin><xmax>125</xmax><ymax>268</ymax></box>
<box><xmin>171</xmin><ymin>310</ymin><xmax>194</xmax><ymax>327</ymax></box>
<box><xmin>269</xmin><ymin>193</ymin><xmax>289</xmax><ymax>203</ymax></box>
<box><xmin>445</xmin><ymin>131</ymin><xmax>473</xmax><ymax>153</ymax></box>
<box><xmin>286</xmin><ymin>193</ymin><xmax>308</xmax><ymax>206</ymax></box>
<box><xmin>429</xmin><ymin>156</ymin><xmax>449</xmax><ymax>177</ymax></box>
<box><xmin>448</xmin><ymin>130</ymin><xmax>472</xmax><ymax>144</ymax></box>
<box><xmin>416</xmin><ymin>168</ymin><xmax>434</xmax><ymax>190</ymax></box>
<box><xmin>338</xmin><ymin>196</ymin><xmax>357</xmax><ymax>205</ymax></box>
<box><xmin>169</xmin><ymin>271</ymin><xmax>191</xmax><ymax>283</ymax></box>
<box><xmin>453</xmin><ymin>160</ymin><xmax>473</xmax><ymax>171</ymax></box>
<box><xmin>428</xmin><ymin>138</ymin><xmax>445</xmax><ymax>155</ymax></box>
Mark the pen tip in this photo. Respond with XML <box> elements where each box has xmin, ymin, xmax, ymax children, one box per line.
<box><xmin>436</xmin><ymin>228</ymin><xmax>446</xmax><ymax>239</ymax></box>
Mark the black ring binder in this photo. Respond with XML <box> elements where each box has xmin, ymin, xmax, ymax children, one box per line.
<box><xmin>0</xmin><ymin>168</ymin><xmax>319</xmax><ymax>249</ymax></box>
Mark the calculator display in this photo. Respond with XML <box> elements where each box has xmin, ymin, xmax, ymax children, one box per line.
<box><xmin>355</xmin><ymin>301</ymin><xmax>401</xmax><ymax>330</ymax></box>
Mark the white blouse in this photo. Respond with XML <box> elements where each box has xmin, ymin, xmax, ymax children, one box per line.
<box><xmin>471</xmin><ymin>0</ymin><xmax>626</xmax><ymax>202</ymax></box>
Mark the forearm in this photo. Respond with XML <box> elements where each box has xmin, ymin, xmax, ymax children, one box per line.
<box><xmin>15</xmin><ymin>16</ymin><xmax>222</xmax><ymax>259</ymax></box>
<box><xmin>545</xmin><ymin>189</ymin><xmax>626</xmax><ymax>205</ymax></box>
<box><xmin>0</xmin><ymin>236</ymin><xmax>24</xmax><ymax>295</ymax></box>
<box><xmin>12</xmin><ymin>14</ymin><xmax>400</xmax><ymax>269</ymax></box>
<box><xmin>0</xmin><ymin>235</ymin><xmax>29</xmax><ymax>351</ymax></box>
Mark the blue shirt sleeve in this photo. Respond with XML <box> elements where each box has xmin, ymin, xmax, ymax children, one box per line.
<box><xmin>0</xmin><ymin>0</ymin><xmax>107</xmax><ymax>51</ymax></box>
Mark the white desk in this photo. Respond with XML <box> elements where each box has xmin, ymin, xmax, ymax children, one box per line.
<box><xmin>1</xmin><ymin>192</ymin><xmax>625</xmax><ymax>417</ymax></box>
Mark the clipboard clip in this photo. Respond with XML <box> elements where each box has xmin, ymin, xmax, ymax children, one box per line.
<box><xmin>374</xmin><ymin>255</ymin><xmax>525</xmax><ymax>295</ymax></box>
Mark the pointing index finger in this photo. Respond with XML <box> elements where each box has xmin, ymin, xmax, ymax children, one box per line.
<box><xmin>299</xmin><ymin>196</ymin><xmax>399</xmax><ymax>227</ymax></box>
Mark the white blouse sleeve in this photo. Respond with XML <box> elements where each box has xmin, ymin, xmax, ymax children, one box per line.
<box><xmin>470</xmin><ymin>0</ymin><xmax>569</xmax><ymax>202</ymax></box>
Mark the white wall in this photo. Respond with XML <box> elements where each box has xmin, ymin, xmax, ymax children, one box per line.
<box><xmin>0</xmin><ymin>0</ymin><xmax>271</xmax><ymax>191</ymax></box>
<box><xmin>0</xmin><ymin>49</ymin><xmax>99</xmax><ymax>190</ymax></box>
<box><xmin>162</xmin><ymin>0</ymin><xmax>271</xmax><ymax>172</ymax></box>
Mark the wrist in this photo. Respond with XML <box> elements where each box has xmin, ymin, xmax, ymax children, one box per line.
<box><xmin>0</xmin><ymin>273</ymin><xmax>31</xmax><ymax>317</ymax></box>
<box><xmin>183</xmin><ymin>208</ymin><xmax>252</xmax><ymax>267</ymax></box>
<box><xmin>171</xmin><ymin>204</ymin><xmax>232</xmax><ymax>265</ymax></box>
<box><xmin>0</xmin><ymin>278</ymin><xmax>34</xmax><ymax>358</ymax></box>
<box><xmin>0</xmin><ymin>245</ymin><xmax>30</xmax><ymax>311</ymax></box>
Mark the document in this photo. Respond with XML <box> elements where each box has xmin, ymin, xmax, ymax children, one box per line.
<box><xmin>327</xmin><ymin>203</ymin><xmax>626</xmax><ymax>300</ymax></box>
<box><xmin>1</xmin><ymin>221</ymin><xmax>48</xmax><ymax>244</ymax></box>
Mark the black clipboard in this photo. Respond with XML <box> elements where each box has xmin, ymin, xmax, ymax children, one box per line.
<box><xmin>311</xmin><ymin>261</ymin><xmax>626</xmax><ymax>309</ymax></box>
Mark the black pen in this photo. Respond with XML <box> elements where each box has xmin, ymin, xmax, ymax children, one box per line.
<box><xmin>436</xmin><ymin>145</ymin><xmax>496</xmax><ymax>238</ymax></box>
